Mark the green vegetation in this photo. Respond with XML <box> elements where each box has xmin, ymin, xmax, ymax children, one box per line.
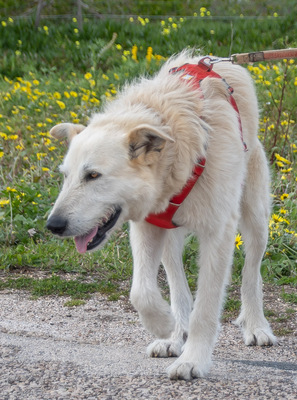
<box><xmin>0</xmin><ymin>2</ymin><xmax>296</xmax><ymax>302</ymax></box>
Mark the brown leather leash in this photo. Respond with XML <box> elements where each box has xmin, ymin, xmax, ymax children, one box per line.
<box><xmin>208</xmin><ymin>48</ymin><xmax>297</xmax><ymax>65</ymax></box>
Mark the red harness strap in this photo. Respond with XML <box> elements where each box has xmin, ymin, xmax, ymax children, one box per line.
<box><xmin>145</xmin><ymin>57</ymin><xmax>246</xmax><ymax>229</ymax></box>
<box><xmin>145</xmin><ymin>158</ymin><xmax>206</xmax><ymax>229</ymax></box>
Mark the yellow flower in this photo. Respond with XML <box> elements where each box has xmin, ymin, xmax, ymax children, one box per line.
<box><xmin>6</xmin><ymin>186</ymin><xmax>17</xmax><ymax>192</ymax></box>
<box><xmin>56</xmin><ymin>100</ymin><xmax>66</xmax><ymax>110</ymax></box>
<box><xmin>42</xmin><ymin>167</ymin><xmax>49</xmax><ymax>172</ymax></box>
<box><xmin>146</xmin><ymin>46</ymin><xmax>153</xmax><ymax>62</ymax></box>
<box><xmin>0</xmin><ymin>199</ymin><xmax>10</xmax><ymax>207</ymax></box>
<box><xmin>280</xmin><ymin>193</ymin><xmax>289</xmax><ymax>201</ymax></box>
<box><xmin>276</xmin><ymin>161</ymin><xmax>284</xmax><ymax>168</ymax></box>
<box><xmin>90</xmin><ymin>97</ymin><xmax>100</xmax><ymax>104</ymax></box>
<box><xmin>162</xmin><ymin>28</ymin><xmax>170</xmax><ymax>36</ymax></box>
<box><xmin>53</xmin><ymin>92</ymin><xmax>61</xmax><ymax>99</ymax></box>
<box><xmin>235</xmin><ymin>233</ymin><xmax>243</xmax><ymax>249</ymax></box>
<box><xmin>84</xmin><ymin>72</ymin><xmax>92</xmax><ymax>80</ymax></box>
<box><xmin>281</xmin><ymin>168</ymin><xmax>292</xmax><ymax>173</ymax></box>
<box><xmin>102</xmin><ymin>74</ymin><xmax>109</xmax><ymax>80</ymax></box>
<box><xmin>36</xmin><ymin>153</ymin><xmax>47</xmax><ymax>160</ymax></box>
<box><xmin>1</xmin><ymin>21</ymin><xmax>7</xmax><ymax>27</ymax></box>
<box><xmin>131</xmin><ymin>45</ymin><xmax>138</xmax><ymax>61</ymax></box>
<box><xmin>0</xmin><ymin>151</ymin><xmax>4</xmax><ymax>158</ymax></box>
<box><xmin>274</xmin><ymin>153</ymin><xmax>291</xmax><ymax>165</ymax></box>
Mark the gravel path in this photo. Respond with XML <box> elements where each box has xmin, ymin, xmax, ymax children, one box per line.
<box><xmin>0</xmin><ymin>290</ymin><xmax>296</xmax><ymax>399</ymax></box>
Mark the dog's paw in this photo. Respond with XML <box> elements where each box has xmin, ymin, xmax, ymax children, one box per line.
<box><xmin>243</xmin><ymin>327</ymin><xmax>277</xmax><ymax>346</ymax></box>
<box><xmin>147</xmin><ymin>338</ymin><xmax>184</xmax><ymax>358</ymax></box>
<box><xmin>167</xmin><ymin>359</ymin><xmax>211</xmax><ymax>381</ymax></box>
<box><xmin>235</xmin><ymin>316</ymin><xmax>277</xmax><ymax>346</ymax></box>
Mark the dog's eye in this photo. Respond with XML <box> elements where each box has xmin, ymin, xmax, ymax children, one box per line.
<box><xmin>86</xmin><ymin>171</ymin><xmax>101</xmax><ymax>181</ymax></box>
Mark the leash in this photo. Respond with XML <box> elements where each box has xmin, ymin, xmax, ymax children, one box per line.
<box><xmin>207</xmin><ymin>48</ymin><xmax>297</xmax><ymax>65</ymax></box>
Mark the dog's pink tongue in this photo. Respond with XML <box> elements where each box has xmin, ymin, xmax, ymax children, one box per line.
<box><xmin>74</xmin><ymin>227</ymin><xmax>98</xmax><ymax>254</ymax></box>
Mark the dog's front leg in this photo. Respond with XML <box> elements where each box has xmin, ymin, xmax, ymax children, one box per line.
<box><xmin>130</xmin><ymin>221</ymin><xmax>175</xmax><ymax>339</ymax></box>
<box><xmin>147</xmin><ymin>228</ymin><xmax>193</xmax><ymax>358</ymax></box>
<box><xmin>167</xmin><ymin>220</ymin><xmax>237</xmax><ymax>380</ymax></box>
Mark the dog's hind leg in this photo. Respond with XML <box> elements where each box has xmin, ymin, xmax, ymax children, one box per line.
<box><xmin>236</xmin><ymin>144</ymin><xmax>277</xmax><ymax>346</ymax></box>
<box><xmin>147</xmin><ymin>228</ymin><xmax>193</xmax><ymax>358</ymax></box>
<box><xmin>130</xmin><ymin>221</ymin><xmax>175</xmax><ymax>339</ymax></box>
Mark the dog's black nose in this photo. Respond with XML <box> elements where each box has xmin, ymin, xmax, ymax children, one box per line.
<box><xmin>46</xmin><ymin>215</ymin><xmax>67</xmax><ymax>235</ymax></box>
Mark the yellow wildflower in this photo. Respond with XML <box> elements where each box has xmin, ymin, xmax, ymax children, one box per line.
<box><xmin>0</xmin><ymin>199</ymin><xmax>10</xmax><ymax>207</ymax></box>
<box><xmin>235</xmin><ymin>233</ymin><xmax>243</xmax><ymax>250</ymax></box>
<box><xmin>56</xmin><ymin>100</ymin><xmax>66</xmax><ymax>110</ymax></box>
<box><xmin>274</xmin><ymin>153</ymin><xmax>291</xmax><ymax>165</ymax></box>
<box><xmin>53</xmin><ymin>92</ymin><xmax>61</xmax><ymax>99</ymax></box>
<box><xmin>6</xmin><ymin>186</ymin><xmax>17</xmax><ymax>192</ymax></box>
<box><xmin>84</xmin><ymin>72</ymin><xmax>92</xmax><ymax>80</ymax></box>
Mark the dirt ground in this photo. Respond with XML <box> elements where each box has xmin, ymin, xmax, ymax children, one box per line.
<box><xmin>0</xmin><ymin>282</ymin><xmax>296</xmax><ymax>399</ymax></box>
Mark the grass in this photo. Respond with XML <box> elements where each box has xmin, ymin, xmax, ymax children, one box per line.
<box><xmin>0</xmin><ymin>3</ymin><xmax>296</xmax><ymax>301</ymax></box>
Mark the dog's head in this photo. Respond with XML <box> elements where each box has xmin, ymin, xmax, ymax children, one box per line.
<box><xmin>46</xmin><ymin>117</ymin><xmax>174</xmax><ymax>253</ymax></box>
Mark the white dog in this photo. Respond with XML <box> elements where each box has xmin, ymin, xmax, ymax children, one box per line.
<box><xmin>46</xmin><ymin>51</ymin><xmax>276</xmax><ymax>380</ymax></box>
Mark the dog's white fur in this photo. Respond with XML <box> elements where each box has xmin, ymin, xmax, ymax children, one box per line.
<box><xmin>47</xmin><ymin>51</ymin><xmax>276</xmax><ymax>380</ymax></box>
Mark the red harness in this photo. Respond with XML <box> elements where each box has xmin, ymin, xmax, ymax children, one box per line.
<box><xmin>145</xmin><ymin>57</ymin><xmax>246</xmax><ymax>229</ymax></box>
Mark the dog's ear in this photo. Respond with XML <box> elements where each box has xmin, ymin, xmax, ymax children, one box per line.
<box><xmin>50</xmin><ymin>123</ymin><xmax>86</xmax><ymax>142</ymax></box>
<box><xmin>128</xmin><ymin>124</ymin><xmax>174</xmax><ymax>162</ymax></box>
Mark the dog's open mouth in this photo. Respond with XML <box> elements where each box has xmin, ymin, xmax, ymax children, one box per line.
<box><xmin>74</xmin><ymin>207</ymin><xmax>121</xmax><ymax>254</ymax></box>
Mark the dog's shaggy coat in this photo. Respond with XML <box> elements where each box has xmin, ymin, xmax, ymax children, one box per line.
<box><xmin>47</xmin><ymin>51</ymin><xmax>276</xmax><ymax>380</ymax></box>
